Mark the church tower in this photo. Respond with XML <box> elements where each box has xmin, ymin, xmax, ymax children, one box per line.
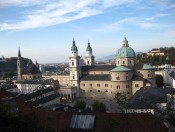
<box><xmin>17</xmin><ymin>48</ymin><xmax>23</xmax><ymax>80</ymax></box>
<box><xmin>84</xmin><ymin>41</ymin><xmax>95</xmax><ymax>66</ymax></box>
<box><xmin>69</xmin><ymin>39</ymin><xmax>81</xmax><ymax>97</ymax></box>
<box><xmin>163</xmin><ymin>54</ymin><xmax>173</xmax><ymax>84</ymax></box>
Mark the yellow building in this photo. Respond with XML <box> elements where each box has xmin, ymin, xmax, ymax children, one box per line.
<box><xmin>57</xmin><ymin>37</ymin><xmax>156</xmax><ymax>100</ymax></box>
<box><xmin>147</xmin><ymin>48</ymin><xmax>164</xmax><ymax>56</ymax></box>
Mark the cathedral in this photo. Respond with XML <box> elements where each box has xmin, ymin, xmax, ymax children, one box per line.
<box><xmin>55</xmin><ymin>37</ymin><xmax>156</xmax><ymax>100</ymax></box>
<box><xmin>17</xmin><ymin>48</ymin><xmax>42</xmax><ymax>80</ymax></box>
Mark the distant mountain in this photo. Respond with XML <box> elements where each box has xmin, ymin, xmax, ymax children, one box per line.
<box><xmin>96</xmin><ymin>52</ymin><xmax>144</xmax><ymax>62</ymax></box>
<box><xmin>136</xmin><ymin>52</ymin><xmax>143</xmax><ymax>55</ymax></box>
<box><xmin>96</xmin><ymin>54</ymin><xmax>115</xmax><ymax>62</ymax></box>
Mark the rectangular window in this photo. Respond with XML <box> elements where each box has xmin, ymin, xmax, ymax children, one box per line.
<box><xmin>116</xmin><ymin>85</ymin><xmax>120</xmax><ymax>89</ymax></box>
<box><xmin>89</xmin><ymin>84</ymin><xmax>92</xmax><ymax>87</ymax></box>
<box><xmin>97</xmin><ymin>84</ymin><xmax>100</xmax><ymax>87</ymax></box>
<box><xmin>123</xmin><ymin>61</ymin><xmax>125</xmax><ymax>64</ymax></box>
<box><xmin>135</xmin><ymin>84</ymin><xmax>139</xmax><ymax>88</ymax></box>
<box><xmin>82</xmin><ymin>83</ymin><xmax>85</xmax><ymax>86</ymax></box>
<box><xmin>105</xmin><ymin>84</ymin><xmax>108</xmax><ymax>87</ymax></box>
<box><xmin>148</xmin><ymin>74</ymin><xmax>152</xmax><ymax>78</ymax></box>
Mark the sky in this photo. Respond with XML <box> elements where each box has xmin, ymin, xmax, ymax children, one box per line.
<box><xmin>0</xmin><ymin>0</ymin><xmax>175</xmax><ymax>63</ymax></box>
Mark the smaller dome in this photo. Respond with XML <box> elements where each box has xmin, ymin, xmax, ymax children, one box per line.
<box><xmin>71</xmin><ymin>40</ymin><xmax>78</xmax><ymax>51</ymax></box>
<box><xmin>86</xmin><ymin>42</ymin><xmax>92</xmax><ymax>52</ymax></box>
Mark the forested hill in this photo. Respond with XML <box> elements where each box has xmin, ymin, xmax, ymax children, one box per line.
<box><xmin>136</xmin><ymin>47</ymin><xmax>175</xmax><ymax>66</ymax></box>
<box><xmin>0</xmin><ymin>57</ymin><xmax>30</xmax><ymax>77</ymax></box>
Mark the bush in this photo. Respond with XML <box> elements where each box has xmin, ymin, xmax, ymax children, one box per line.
<box><xmin>92</xmin><ymin>100</ymin><xmax>106</xmax><ymax>112</ymax></box>
<box><xmin>73</xmin><ymin>100</ymin><xmax>86</xmax><ymax>110</ymax></box>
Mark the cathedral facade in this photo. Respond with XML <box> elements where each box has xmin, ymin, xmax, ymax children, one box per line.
<box><xmin>56</xmin><ymin>37</ymin><xmax>156</xmax><ymax>100</ymax></box>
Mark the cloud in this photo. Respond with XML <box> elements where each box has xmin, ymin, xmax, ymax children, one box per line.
<box><xmin>164</xmin><ymin>31</ymin><xmax>175</xmax><ymax>37</ymax></box>
<box><xmin>96</xmin><ymin>13</ymin><xmax>170</xmax><ymax>32</ymax></box>
<box><xmin>96</xmin><ymin>18</ymin><xmax>135</xmax><ymax>32</ymax></box>
<box><xmin>0</xmin><ymin>0</ymin><xmax>45</xmax><ymax>7</ymax></box>
<box><xmin>138</xmin><ymin>22</ymin><xmax>158</xmax><ymax>29</ymax></box>
<box><xmin>0</xmin><ymin>0</ymin><xmax>138</xmax><ymax>31</ymax></box>
<box><xmin>145</xmin><ymin>13</ymin><xmax>170</xmax><ymax>21</ymax></box>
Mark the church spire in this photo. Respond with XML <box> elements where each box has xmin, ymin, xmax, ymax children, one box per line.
<box><xmin>71</xmin><ymin>38</ymin><xmax>78</xmax><ymax>51</ymax></box>
<box><xmin>86</xmin><ymin>40</ymin><xmax>92</xmax><ymax>52</ymax></box>
<box><xmin>18</xmin><ymin>48</ymin><xmax>21</xmax><ymax>58</ymax></box>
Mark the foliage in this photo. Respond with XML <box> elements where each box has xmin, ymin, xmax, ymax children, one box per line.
<box><xmin>92</xmin><ymin>100</ymin><xmax>106</xmax><ymax>112</ymax></box>
<box><xmin>3</xmin><ymin>71</ymin><xmax>14</xmax><ymax>79</ymax></box>
<box><xmin>136</xmin><ymin>47</ymin><xmax>175</xmax><ymax>65</ymax></box>
<box><xmin>165</xmin><ymin>94</ymin><xmax>175</xmax><ymax>126</ymax></box>
<box><xmin>114</xmin><ymin>91</ymin><xmax>128</xmax><ymax>105</ymax></box>
<box><xmin>156</xmin><ymin>75</ymin><xmax>164</xmax><ymax>87</ymax></box>
<box><xmin>73</xmin><ymin>100</ymin><xmax>86</xmax><ymax>110</ymax></box>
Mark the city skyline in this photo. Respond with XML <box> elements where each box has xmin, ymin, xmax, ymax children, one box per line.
<box><xmin>0</xmin><ymin>0</ymin><xmax>175</xmax><ymax>63</ymax></box>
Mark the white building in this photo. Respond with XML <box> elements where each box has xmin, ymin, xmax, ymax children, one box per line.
<box><xmin>16</xmin><ymin>79</ymin><xmax>59</xmax><ymax>94</ymax></box>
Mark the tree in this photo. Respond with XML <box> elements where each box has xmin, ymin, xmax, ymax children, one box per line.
<box><xmin>3</xmin><ymin>71</ymin><xmax>14</xmax><ymax>79</ymax></box>
<box><xmin>114</xmin><ymin>91</ymin><xmax>127</xmax><ymax>104</ymax></box>
<box><xmin>92</xmin><ymin>100</ymin><xmax>106</xmax><ymax>112</ymax></box>
<box><xmin>156</xmin><ymin>75</ymin><xmax>164</xmax><ymax>87</ymax></box>
<box><xmin>73</xmin><ymin>100</ymin><xmax>86</xmax><ymax>110</ymax></box>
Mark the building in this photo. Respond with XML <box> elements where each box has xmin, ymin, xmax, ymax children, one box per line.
<box><xmin>55</xmin><ymin>37</ymin><xmax>156</xmax><ymax>100</ymax></box>
<box><xmin>17</xmin><ymin>48</ymin><xmax>42</xmax><ymax>80</ymax></box>
<box><xmin>155</xmin><ymin>54</ymin><xmax>175</xmax><ymax>87</ymax></box>
<box><xmin>16</xmin><ymin>79</ymin><xmax>59</xmax><ymax>94</ymax></box>
<box><xmin>147</xmin><ymin>48</ymin><xmax>165</xmax><ymax>56</ymax></box>
<box><xmin>169</xmin><ymin>72</ymin><xmax>175</xmax><ymax>88</ymax></box>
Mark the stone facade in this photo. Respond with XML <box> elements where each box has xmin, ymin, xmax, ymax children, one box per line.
<box><xmin>56</xmin><ymin>37</ymin><xmax>156</xmax><ymax>101</ymax></box>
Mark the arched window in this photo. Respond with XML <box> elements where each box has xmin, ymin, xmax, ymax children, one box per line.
<box><xmin>116</xmin><ymin>76</ymin><xmax>120</xmax><ymax>80</ymax></box>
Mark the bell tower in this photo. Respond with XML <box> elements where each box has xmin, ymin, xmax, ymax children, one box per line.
<box><xmin>163</xmin><ymin>54</ymin><xmax>173</xmax><ymax>84</ymax></box>
<box><xmin>69</xmin><ymin>39</ymin><xmax>81</xmax><ymax>97</ymax></box>
<box><xmin>85</xmin><ymin>41</ymin><xmax>95</xmax><ymax>66</ymax></box>
<box><xmin>17</xmin><ymin>48</ymin><xmax>23</xmax><ymax>80</ymax></box>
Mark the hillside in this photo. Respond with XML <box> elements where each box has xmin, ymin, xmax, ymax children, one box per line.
<box><xmin>0</xmin><ymin>57</ymin><xmax>30</xmax><ymax>77</ymax></box>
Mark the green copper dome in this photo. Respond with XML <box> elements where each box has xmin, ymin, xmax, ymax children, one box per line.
<box><xmin>116</xmin><ymin>37</ymin><xmax>136</xmax><ymax>58</ymax></box>
<box><xmin>116</xmin><ymin>47</ymin><xmax>136</xmax><ymax>58</ymax></box>
<box><xmin>86</xmin><ymin>41</ymin><xmax>92</xmax><ymax>52</ymax></box>
<box><xmin>71</xmin><ymin>40</ymin><xmax>78</xmax><ymax>51</ymax></box>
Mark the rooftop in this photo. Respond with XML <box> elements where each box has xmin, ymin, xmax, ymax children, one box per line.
<box><xmin>81</xmin><ymin>74</ymin><xmax>111</xmax><ymax>81</ymax></box>
<box><xmin>111</xmin><ymin>66</ymin><xmax>132</xmax><ymax>72</ymax></box>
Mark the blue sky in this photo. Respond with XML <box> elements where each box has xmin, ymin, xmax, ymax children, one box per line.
<box><xmin>0</xmin><ymin>0</ymin><xmax>175</xmax><ymax>63</ymax></box>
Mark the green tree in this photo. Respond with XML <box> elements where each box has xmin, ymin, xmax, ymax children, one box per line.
<box><xmin>92</xmin><ymin>100</ymin><xmax>106</xmax><ymax>112</ymax></box>
<box><xmin>3</xmin><ymin>71</ymin><xmax>14</xmax><ymax>79</ymax></box>
<box><xmin>156</xmin><ymin>75</ymin><xmax>164</xmax><ymax>87</ymax></box>
<box><xmin>73</xmin><ymin>100</ymin><xmax>86</xmax><ymax>110</ymax></box>
<box><xmin>114</xmin><ymin>91</ymin><xmax>127</xmax><ymax>104</ymax></box>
